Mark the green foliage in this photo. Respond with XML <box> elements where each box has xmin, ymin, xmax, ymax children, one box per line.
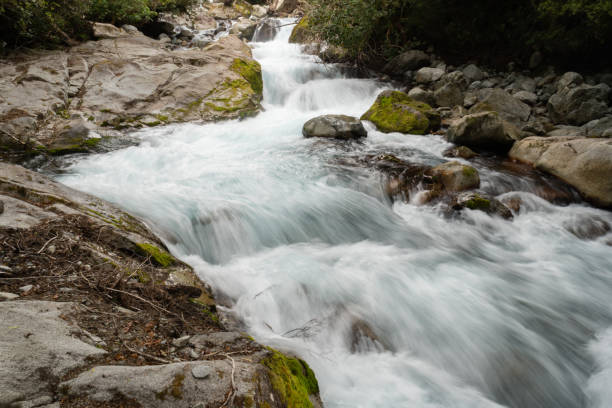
<box><xmin>0</xmin><ymin>0</ymin><xmax>197</xmax><ymax>51</ymax></box>
<box><xmin>306</xmin><ymin>0</ymin><xmax>612</xmax><ymax>70</ymax></box>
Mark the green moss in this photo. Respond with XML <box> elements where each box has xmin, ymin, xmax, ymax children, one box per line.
<box><xmin>232</xmin><ymin>0</ymin><xmax>253</xmax><ymax>16</ymax></box>
<box><xmin>462</xmin><ymin>166</ymin><xmax>477</xmax><ymax>177</ymax></box>
<box><xmin>144</xmin><ymin>120</ymin><xmax>161</xmax><ymax>127</ymax></box>
<box><xmin>289</xmin><ymin>17</ymin><xmax>313</xmax><ymax>43</ymax></box>
<box><xmin>231</xmin><ymin>58</ymin><xmax>263</xmax><ymax>95</ymax></box>
<box><xmin>464</xmin><ymin>194</ymin><xmax>491</xmax><ymax>210</ymax></box>
<box><xmin>156</xmin><ymin>374</ymin><xmax>184</xmax><ymax>400</ymax></box>
<box><xmin>46</xmin><ymin>137</ymin><xmax>102</xmax><ymax>156</ymax></box>
<box><xmin>261</xmin><ymin>349</ymin><xmax>319</xmax><ymax>408</ymax></box>
<box><xmin>155</xmin><ymin>114</ymin><xmax>169</xmax><ymax>122</ymax></box>
<box><xmin>361</xmin><ymin>91</ymin><xmax>438</xmax><ymax>135</ymax></box>
<box><xmin>136</xmin><ymin>243</ymin><xmax>175</xmax><ymax>267</ymax></box>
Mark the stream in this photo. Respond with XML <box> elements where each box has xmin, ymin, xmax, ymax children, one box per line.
<box><xmin>56</xmin><ymin>21</ymin><xmax>612</xmax><ymax>408</ymax></box>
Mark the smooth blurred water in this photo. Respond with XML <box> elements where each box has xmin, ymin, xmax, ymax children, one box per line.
<box><xmin>57</xmin><ymin>20</ymin><xmax>612</xmax><ymax>408</ymax></box>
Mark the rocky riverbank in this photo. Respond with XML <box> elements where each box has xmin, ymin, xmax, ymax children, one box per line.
<box><xmin>0</xmin><ymin>161</ymin><xmax>323</xmax><ymax>408</ymax></box>
<box><xmin>0</xmin><ymin>2</ymin><xmax>325</xmax><ymax>408</ymax></box>
<box><xmin>290</xmin><ymin>18</ymin><xmax>612</xmax><ymax>210</ymax></box>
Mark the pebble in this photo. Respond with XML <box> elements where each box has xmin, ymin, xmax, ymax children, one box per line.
<box><xmin>172</xmin><ymin>335</ymin><xmax>191</xmax><ymax>348</ymax></box>
<box><xmin>19</xmin><ymin>285</ymin><xmax>34</xmax><ymax>293</ymax></box>
<box><xmin>0</xmin><ymin>292</ymin><xmax>20</xmax><ymax>301</ymax></box>
<box><xmin>0</xmin><ymin>264</ymin><xmax>12</xmax><ymax>273</ymax></box>
<box><xmin>46</xmin><ymin>244</ymin><xmax>56</xmax><ymax>254</ymax></box>
<box><xmin>191</xmin><ymin>365</ymin><xmax>213</xmax><ymax>379</ymax></box>
<box><xmin>189</xmin><ymin>348</ymin><xmax>199</xmax><ymax>359</ymax></box>
<box><xmin>59</xmin><ymin>287</ymin><xmax>74</xmax><ymax>293</ymax></box>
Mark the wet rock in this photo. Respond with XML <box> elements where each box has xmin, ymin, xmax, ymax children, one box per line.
<box><xmin>383</xmin><ymin>50</ymin><xmax>431</xmax><ymax>75</ymax></box>
<box><xmin>428</xmin><ymin>161</ymin><xmax>480</xmax><ymax>192</ymax></box>
<box><xmin>463</xmin><ymin>64</ymin><xmax>484</xmax><ymax>82</ymax></box>
<box><xmin>446</xmin><ymin>111</ymin><xmax>520</xmax><ymax>153</ymax></box>
<box><xmin>0</xmin><ymin>301</ymin><xmax>106</xmax><ymax>405</ymax></box>
<box><xmin>408</xmin><ymin>87</ymin><xmax>436</xmax><ymax>107</ymax></box>
<box><xmin>415</xmin><ymin>67</ymin><xmax>445</xmax><ymax>84</ymax></box>
<box><xmin>452</xmin><ymin>192</ymin><xmax>514</xmax><ymax>219</ymax></box>
<box><xmin>19</xmin><ymin>284</ymin><xmax>34</xmax><ymax>292</ymax></box>
<box><xmin>255</xmin><ymin>18</ymin><xmax>282</xmax><ymax>42</ymax></box>
<box><xmin>563</xmin><ymin>214</ymin><xmax>611</xmax><ymax>240</ymax></box>
<box><xmin>350</xmin><ymin>320</ymin><xmax>389</xmax><ymax>353</ymax></box>
<box><xmin>303</xmin><ymin>115</ymin><xmax>367</xmax><ymax>139</ymax></box>
<box><xmin>510</xmin><ymin>136</ymin><xmax>612</xmax><ymax>208</ymax></box>
<box><xmin>361</xmin><ymin>90</ymin><xmax>440</xmax><ymax>134</ymax></box>
<box><xmin>231</xmin><ymin>19</ymin><xmax>258</xmax><ymax>41</ymax></box>
<box><xmin>548</xmin><ymin>82</ymin><xmax>610</xmax><ymax>125</ymax></box>
<box><xmin>469</xmin><ymin>88</ymin><xmax>531</xmax><ymax>126</ymax></box>
<box><xmin>443</xmin><ymin>145</ymin><xmax>478</xmax><ymax>159</ymax></box>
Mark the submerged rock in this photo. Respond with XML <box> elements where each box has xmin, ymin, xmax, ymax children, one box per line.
<box><xmin>303</xmin><ymin>115</ymin><xmax>367</xmax><ymax>139</ymax></box>
<box><xmin>509</xmin><ymin>136</ymin><xmax>612</xmax><ymax>208</ymax></box>
<box><xmin>452</xmin><ymin>192</ymin><xmax>514</xmax><ymax>219</ymax></box>
<box><xmin>428</xmin><ymin>161</ymin><xmax>480</xmax><ymax>192</ymax></box>
<box><xmin>446</xmin><ymin>111</ymin><xmax>520</xmax><ymax>153</ymax></box>
<box><xmin>443</xmin><ymin>145</ymin><xmax>478</xmax><ymax>159</ymax></box>
<box><xmin>361</xmin><ymin>90</ymin><xmax>441</xmax><ymax>134</ymax></box>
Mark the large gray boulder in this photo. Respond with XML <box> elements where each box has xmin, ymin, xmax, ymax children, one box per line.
<box><xmin>434</xmin><ymin>83</ymin><xmax>464</xmax><ymax>107</ymax></box>
<box><xmin>0</xmin><ymin>31</ymin><xmax>263</xmax><ymax>155</ymax></box>
<box><xmin>415</xmin><ymin>67</ymin><xmax>445</xmax><ymax>84</ymax></box>
<box><xmin>408</xmin><ymin>87</ymin><xmax>436</xmax><ymax>106</ymax></box>
<box><xmin>469</xmin><ymin>88</ymin><xmax>531</xmax><ymax>125</ymax></box>
<box><xmin>446</xmin><ymin>111</ymin><xmax>520</xmax><ymax>152</ymax></box>
<box><xmin>383</xmin><ymin>50</ymin><xmax>431</xmax><ymax>75</ymax></box>
<box><xmin>303</xmin><ymin>115</ymin><xmax>367</xmax><ymax>139</ymax></box>
<box><xmin>462</xmin><ymin>64</ymin><xmax>484</xmax><ymax>82</ymax></box>
<box><xmin>548</xmin><ymin>83</ymin><xmax>610</xmax><ymax>125</ymax></box>
<box><xmin>509</xmin><ymin>136</ymin><xmax>612</xmax><ymax>208</ymax></box>
<box><xmin>0</xmin><ymin>301</ymin><xmax>107</xmax><ymax>407</ymax></box>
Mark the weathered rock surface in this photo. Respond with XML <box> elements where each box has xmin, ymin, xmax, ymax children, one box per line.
<box><xmin>0</xmin><ymin>162</ymin><xmax>324</xmax><ymax>407</ymax></box>
<box><xmin>0</xmin><ymin>301</ymin><xmax>107</xmax><ymax>407</ymax></box>
<box><xmin>509</xmin><ymin>137</ymin><xmax>612</xmax><ymax>208</ymax></box>
<box><xmin>361</xmin><ymin>90</ymin><xmax>441</xmax><ymax>134</ymax></box>
<box><xmin>408</xmin><ymin>87</ymin><xmax>436</xmax><ymax>106</ymax></box>
<box><xmin>548</xmin><ymin>83</ymin><xmax>610</xmax><ymax>125</ymax></box>
<box><xmin>383</xmin><ymin>50</ymin><xmax>431</xmax><ymax>75</ymax></box>
<box><xmin>469</xmin><ymin>88</ymin><xmax>531</xmax><ymax>126</ymax></box>
<box><xmin>303</xmin><ymin>115</ymin><xmax>367</xmax><ymax>139</ymax></box>
<box><xmin>415</xmin><ymin>67</ymin><xmax>445</xmax><ymax>84</ymax></box>
<box><xmin>0</xmin><ymin>28</ymin><xmax>263</xmax><ymax>156</ymax></box>
<box><xmin>446</xmin><ymin>111</ymin><xmax>520</xmax><ymax>152</ymax></box>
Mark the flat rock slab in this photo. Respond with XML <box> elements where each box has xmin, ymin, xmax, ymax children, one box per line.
<box><xmin>61</xmin><ymin>359</ymin><xmax>263</xmax><ymax>408</ymax></box>
<box><xmin>0</xmin><ymin>301</ymin><xmax>106</xmax><ymax>406</ymax></box>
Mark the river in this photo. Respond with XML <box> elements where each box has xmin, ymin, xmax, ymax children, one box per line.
<box><xmin>56</xmin><ymin>20</ymin><xmax>612</xmax><ymax>408</ymax></box>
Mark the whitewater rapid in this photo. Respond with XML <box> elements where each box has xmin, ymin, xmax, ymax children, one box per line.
<box><xmin>57</xmin><ymin>21</ymin><xmax>612</xmax><ymax>408</ymax></box>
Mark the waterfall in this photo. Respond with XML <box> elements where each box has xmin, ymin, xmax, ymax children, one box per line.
<box><xmin>57</xmin><ymin>20</ymin><xmax>612</xmax><ymax>408</ymax></box>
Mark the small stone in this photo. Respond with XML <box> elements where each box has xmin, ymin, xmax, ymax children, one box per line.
<box><xmin>172</xmin><ymin>335</ymin><xmax>191</xmax><ymax>348</ymax></box>
<box><xmin>19</xmin><ymin>285</ymin><xmax>34</xmax><ymax>293</ymax></box>
<box><xmin>0</xmin><ymin>292</ymin><xmax>20</xmax><ymax>301</ymax></box>
<box><xmin>191</xmin><ymin>365</ymin><xmax>213</xmax><ymax>379</ymax></box>
<box><xmin>189</xmin><ymin>348</ymin><xmax>199</xmax><ymax>359</ymax></box>
<box><xmin>0</xmin><ymin>264</ymin><xmax>12</xmax><ymax>274</ymax></box>
<box><xmin>47</xmin><ymin>244</ymin><xmax>56</xmax><ymax>254</ymax></box>
<box><xmin>59</xmin><ymin>287</ymin><xmax>74</xmax><ymax>293</ymax></box>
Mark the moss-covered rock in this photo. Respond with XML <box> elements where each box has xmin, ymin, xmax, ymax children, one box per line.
<box><xmin>231</xmin><ymin>58</ymin><xmax>264</xmax><ymax>96</ymax></box>
<box><xmin>261</xmin><ymin>349</ymin><xmax>320</xmax><ymax>408</ymax></box>
<box><xmin>361</xmin><ymin>90</ymin><xmax>440</xmax><ymax>135</ymax></box>
<box><xmin>452</xmin><ymin>192</ymin><xmax>514</xmax><ymax>219</ymax></box>
<box><xmin>136</xmin><ymin>243</ymin><xmax>176</xmax><ymax>268</ymax></box>
<box><xmin>289</xmin><ymin>17</ymin><xmax>315</xmax><ymax>44</ymax></box>
<box><xmin>428</xmin><ymin>161</ymin><xmax>480</xmax><ymax>192</ymax></box>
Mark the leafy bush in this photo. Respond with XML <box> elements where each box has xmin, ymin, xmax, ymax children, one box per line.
<box><xmin>306</xmin><ymin>0</ymin><xmax>612</xmax><ymax>71</ymax></box>
<box><xmin>0</xmin><ymin>0</ymin><xmax>198</xmax><ymax>51</ymax></box>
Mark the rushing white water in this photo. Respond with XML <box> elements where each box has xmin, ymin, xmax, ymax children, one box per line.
<box><xmin>57</xmin><ymin>21</ymin><xmax>612</xmax><ymax>408</ymax></box>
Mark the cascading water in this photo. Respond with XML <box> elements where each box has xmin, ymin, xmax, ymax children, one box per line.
<box><xmin>56</xmin><ymin>20</ymin><xmax>612</xmax><ymax>408</ymax></box>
